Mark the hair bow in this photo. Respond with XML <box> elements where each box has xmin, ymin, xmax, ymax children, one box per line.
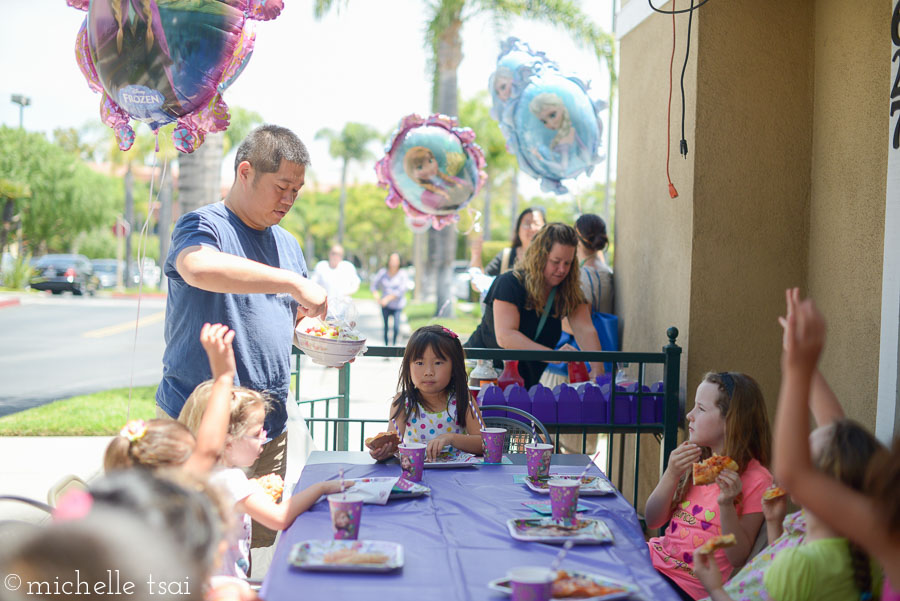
<box><xmin>442</xmin><ymin>327</ymin><xmax>458</xmax><ymax>339</ymax></box>
<box><xmin>119</xmin><ymin>419</ymin><xmax>148</xmax><ymax>442</ymax></box>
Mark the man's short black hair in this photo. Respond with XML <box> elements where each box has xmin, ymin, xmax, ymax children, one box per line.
<box><xmin>234</xmin><ymin>124</ymin><xmax>311</xmax><ymax>178</ymax></box>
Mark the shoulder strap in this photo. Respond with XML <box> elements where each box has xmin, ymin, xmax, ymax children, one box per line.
<box><xmin>535</xmin><ymin>286</ymin><xmax>557</xmax><ymax>340</ymax></box>
<box><xmin>500</xmin><ymin>247</ymin><xmax>512</xmax><ymax>273</ymax></box>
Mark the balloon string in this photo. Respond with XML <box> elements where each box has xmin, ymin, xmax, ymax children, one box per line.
<box><xmin>127</xmin><ymin>152</ymin><xmax>167</xmax><ymax>420</ymax></box>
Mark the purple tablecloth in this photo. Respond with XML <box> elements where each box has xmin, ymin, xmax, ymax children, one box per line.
<box><xmin>261</xmin><ymin>457</ymin><xmax>680</xmax><ymax>601</ymax></box>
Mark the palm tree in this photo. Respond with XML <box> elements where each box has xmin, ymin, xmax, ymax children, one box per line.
<box><xmin>315</xmin><ymin>0</ymin><xmax>613</xmax><ymax>317</ymax></box>
<box><xmin>315</xmin><ymin>122</ymin><xmax>382</xmax><ymax>244</ymax></box>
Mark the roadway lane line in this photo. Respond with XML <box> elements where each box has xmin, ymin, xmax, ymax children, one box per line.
<box><xmin>82</xmin><ymin>310</ymin><xmax>166</xmax><ymax>338</ymax></box>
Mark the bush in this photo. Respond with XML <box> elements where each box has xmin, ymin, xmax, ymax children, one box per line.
<box><xmin>1</xmin><ymin>252</ymin><xmax>33</xmax><ymax>289</ymax></box>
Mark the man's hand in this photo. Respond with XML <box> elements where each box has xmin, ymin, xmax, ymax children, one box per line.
<box><xmin>200</xmin><ymin>323</ymin><xmax>236</xmax><ymax>379</ymax></box>
<box><xmin>294</xmin><ymin>277</ymin><xmax>327</xmax><ymax>319</ymax></box>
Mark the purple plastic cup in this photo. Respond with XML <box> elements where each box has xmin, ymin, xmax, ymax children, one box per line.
<box><xmin>508</xmin><ymin>566</ymin><xmax>555</xmax><ymax>601</ymax></box>
<box><xmin>549</xmin><ymin>479</ymin><xmax>581</xmax><ymax>521</ymax></box>
<box><xmin>481</xmin><ymin>427</ymin><xmax>506</xmax><ymax>463</ymax></box>
<box><xmin>398</xmin><ymin>442</ymin><xmax>426</xmax><ymax>482</ymax></box>
<box><xmin>328</xmin><ymin>493</ymin><xmax>363</xmax><ymax>540</ymax></box>
<box><xmin>525</xmin><ymin>443</ymin><xmax>553</xmax><ymax>479</ymax></box>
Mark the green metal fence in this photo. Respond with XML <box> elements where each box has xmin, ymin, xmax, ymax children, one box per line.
<box><xmin>292</xmin><ymin>327</ymin><xmax>682</xmax><ymax>509</ymax></box>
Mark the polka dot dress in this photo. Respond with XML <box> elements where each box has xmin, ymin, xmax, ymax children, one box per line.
<box><xmin>404</xmin><ymin>394</ymin><xmax>463</xmax><ymax>443</ymax></box>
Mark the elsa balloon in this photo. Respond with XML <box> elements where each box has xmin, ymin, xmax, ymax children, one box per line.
<box><xmin>67</xmin><ymin>0</ymin><xmax>282</xmax><ymax>153</ymax></box>
<box><xmin>490</xmin><ymin>37</ymin><xmax>606</xmax><ymax>194</ymax></box>
<box><xmin>376</xmin><ymin>114</ymin><xmax>487</xmax><ymax>231</ymax></box>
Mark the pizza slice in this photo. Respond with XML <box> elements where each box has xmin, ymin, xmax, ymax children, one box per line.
<box><xmin>365</xmin><ymin>431</ymin><xmax>400</xmax><ymax>451</ymax></box>
<box><xmin>762</xmin><ymin>485</ymin><xmax>787</xmax><ymax>501</ymax></box>
<box><xmin>695</xmin><ymin>533</ymin><xmax>737</xmax><ymax>555</ymax></box>
<box><xmin>692</xmin><ymin>454</ymin><xmax>739</xmax><ymax>485</ymax></box>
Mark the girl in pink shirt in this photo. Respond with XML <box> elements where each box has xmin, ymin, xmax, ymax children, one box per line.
<box><xmin>646</xmin><ymin>372</ymin><xmax>773</xmax><ymax>600</ymax></box>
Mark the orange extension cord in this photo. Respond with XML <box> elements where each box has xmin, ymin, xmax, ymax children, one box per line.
<box><xmin>666</xmin><ymin>0</ymin><xmax>679</xmax><ymax>198</ymax></box>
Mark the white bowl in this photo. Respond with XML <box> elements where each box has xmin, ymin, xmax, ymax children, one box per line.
<box><xmin>294</xmin><ymin>330</ymin><xmax>367</xmax><ymax>367</ymax></box>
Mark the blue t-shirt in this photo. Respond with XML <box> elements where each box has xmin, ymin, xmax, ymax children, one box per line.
<box><xmin>156</xmin><ymin>202</ymin><xmax>307</xmax><ymax>435</ymax></box>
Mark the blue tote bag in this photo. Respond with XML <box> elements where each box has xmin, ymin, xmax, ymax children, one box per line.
<box><xmin>546</xmin><ymin>311</ymin><xmax>619</xmax><ymax>376</ymax></box>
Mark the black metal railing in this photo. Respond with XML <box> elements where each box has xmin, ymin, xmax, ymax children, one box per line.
<box><xmin>291</xmin><ymin>328</ymin><xmax>682</xmax><ymax>509</ymax></box>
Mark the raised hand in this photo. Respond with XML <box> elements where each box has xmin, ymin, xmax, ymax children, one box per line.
<box><xmin>762</xmin><ymin>491</ymin><xmax>788</xmax><ymax>525</ymax></box>
<box><xmin>200</xmin><ymin>322</ymin><xmax>236</xmax><ymax>379</ymax></box>
<box><xmin>783</xmin><ymin>294</ymin><xmax>826</xmax><ymax>370</ymax></box>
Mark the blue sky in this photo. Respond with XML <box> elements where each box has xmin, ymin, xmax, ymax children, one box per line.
<box><xmin>0</xmin><ymin>0</ymin><xmax>616</xmax><ymax>198</ymax></box>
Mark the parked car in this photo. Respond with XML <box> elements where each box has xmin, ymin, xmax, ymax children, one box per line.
<box><xmin>91</xmin><ymin>258</ymin><xmax>124</xmax><ymax>289</ymax></box>
<box><xmin>452</xmin><ymin>260</ymin><xmax>473</xmax><ymax>301</ymax></box>
<box><xmin>132</xmin><ymin>258</ymin><xmax>162</xmax><ymax>288</ymax></box>
<box><xmin>29</xmin><ymin>254</ymin><xmax>99</xmax><ymax>296</ymax></box>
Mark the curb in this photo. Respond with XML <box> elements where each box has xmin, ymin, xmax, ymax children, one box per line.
<box><xmin>110</xmin><ymin>293</ymin><xmax>167</xmax><ymax>299</ymax></box>
<box><xmin>0</xmin><ymin>298</ymin><xmax>21</xmax><ymax>310</ymax></box>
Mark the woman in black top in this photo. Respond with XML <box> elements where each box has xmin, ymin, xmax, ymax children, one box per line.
<box><xmin>466</xmin><ymin>223</ymin><xmax>604</xmax><ymax>387</ymax></box>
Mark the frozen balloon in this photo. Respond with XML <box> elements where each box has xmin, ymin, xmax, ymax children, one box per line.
<box><xmin>376</xmin><ymin>114</ymin><xmax>487</xmax><ymax>231</ymax></box>
<box><xmin>490</xmin><ymin>38</ymin><xmax>606</xmax><ymax>194</ymax></box>
<box><xmin>67</xmin><ymin>0</ymin><xmax>282</xmax><ymax>153</ymax></box>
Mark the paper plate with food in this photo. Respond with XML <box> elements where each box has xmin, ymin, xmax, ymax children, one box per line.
<box><xmin>488</xmin><ymin>569</ymin><xmax>636</xmax><ymax>600</ymax></box>
<box><xmin>506</xmin><ymin>517</ymin><xmax>614</xmax><ymax>544</ymax></box>
<box><xmin>524</xmin><ymin>474</ymin><xmax>616</xmax><ymax>496</ymax></box>
<box><xmin>423</xmin><ymin>447</ymin><xmax>479</xmax><ymax>468</ymax></box>
<box><xmin>288</xmin><ymin>540</ymin><xmax>403</xmax><ymax>572</ymax></box>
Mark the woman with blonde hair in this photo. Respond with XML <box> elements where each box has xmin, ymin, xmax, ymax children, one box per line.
<box><xmin>465</xmin><ymin>223</ymin><xmax>605</xmax><ymax>387</ymax></box>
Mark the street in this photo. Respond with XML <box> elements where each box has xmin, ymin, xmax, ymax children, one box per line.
<box><xmin>0</xmin><ymin>295</ymin><xmax>167</xmax><ymax>417</ymax></box>
<box><xmin>0</xmin><ymin>294</ymin><xmax>409</xmax><ymax>420</ymax></box>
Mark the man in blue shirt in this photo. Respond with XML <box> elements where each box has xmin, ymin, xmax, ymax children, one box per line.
<box><xmin>157</xmin><ymin>125</ymin><xmax>327</xmax><ymax>550</ymax></box>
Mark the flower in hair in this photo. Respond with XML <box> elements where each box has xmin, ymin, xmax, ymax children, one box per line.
<box><xmin>120</xmin><ymin>419</ymin><xmax>148</xmax><ymax>442</ymax></box>
<box><xmin>442</xmin><ymin>326</ymin><xmax>458</xmax><ymax>339</ymax></box>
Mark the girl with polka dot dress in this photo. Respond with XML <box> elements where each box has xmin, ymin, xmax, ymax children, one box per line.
<box><xmin>368</xmin><ymin>325</ymin><xmax>485</xmax><ymax>463</ymax></box>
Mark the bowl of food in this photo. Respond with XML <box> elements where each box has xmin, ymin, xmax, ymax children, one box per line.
<box><xmin>294</xmin><ymin>317</ymin><xmax>367</xmax><ymax>367</ymax></box>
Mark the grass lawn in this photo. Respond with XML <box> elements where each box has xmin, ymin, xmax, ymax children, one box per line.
<box><xmin>406</xmin><ymin>301</ymin><xmax>481</xmax><ymax>339</ymax></box>
<box><xmin>0</xmin><ymin>386</ymin><xmax>158</xmax><ymax>436</ymax></box>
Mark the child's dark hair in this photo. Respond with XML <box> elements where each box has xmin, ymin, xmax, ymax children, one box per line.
<box><xmin>815</xmin><ymin>419</ymin><xmax>882</xmax><ymax>600</ymax></box>
<box><xmin>672</xmin><ymin>372</ymin><xmax>771</xmax><ymax>509</ymax></box>
<box><xmin>391</xmin><ymin>325</ymin><xmax>470</xmax><ymax>428</ymax></box>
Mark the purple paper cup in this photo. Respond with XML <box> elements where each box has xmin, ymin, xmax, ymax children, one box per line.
<box><xmin>328</xmin><ymin>493</ymin><xmax>363</xmax><ymax>540</ymax></box>
<box><xmin>508</xmin><ymin>566</ymin><xmax>555</xmax><ymax>601</ymax></box>
<box><xmin>398</xmin><ymin>442</ymin><xmax>426</xmax><ymax>482</ymax></box>
<box><xmin>481</xmin><ymin>427</ymin><xmax>506</xmax><ymax>463</ymax></box>
<box><xmin>525</xmin><ymin>443</ymin><xmax>553</xmax><ymax>478</ymax></box>
<box><xmin>548</xmin><ymin>479</ymin><xmax>581</xmax><ymax>521</ymax></box>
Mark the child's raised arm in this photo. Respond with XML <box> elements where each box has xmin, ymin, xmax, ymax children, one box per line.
<box><xmin>239</xmin><ymin>480</ymin><xmax>347</xmax><ymax>531</ymax></box>
<box><xmin>778</xmin><ymin>288</ymin><xmax>844</xmax><ymax>427</ymax></box>
<box><xmin>184</xmin><ymin>323</ymin><xmax>235</xmax><ymax>475</ymax></box>
<box><xmin>773</xmin><ymin>294</ymin><xmax>888</xmax><ymax>565</ymax></box>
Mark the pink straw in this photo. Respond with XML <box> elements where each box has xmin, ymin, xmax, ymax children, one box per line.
<box><xmin>339</xmin><ymin>468</ymin><xmax>345</xmax><ymax>500</ymax></box>
<box><xmin>578</xmin><ymin>449</ymin><xmax>603</xmax><ymax>482</ymax></box>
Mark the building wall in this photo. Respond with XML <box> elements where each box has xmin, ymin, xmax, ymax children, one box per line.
<box><xmin>616</xmin><ymin>0</ymin><xmax>888</xmax><ymax>510</ymax></box>
<box><xmin>686</xmin><ymin>0</ymin><xmax>813</xmax><ymax>422</ymax></box>
<box><xmin>806</xmin><ymin>0</ymin><xmax>887</xmax><ymax>430</ymax></box>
